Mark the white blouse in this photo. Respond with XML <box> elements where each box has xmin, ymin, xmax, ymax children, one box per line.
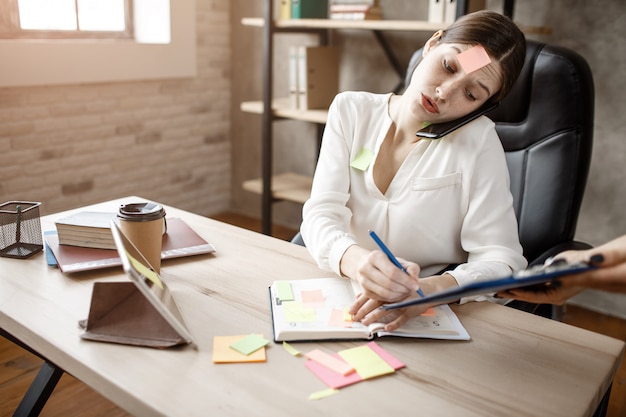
<box><xmin>301</xmin><ymin>91</ymin><xmax>527</xmax><ymax>294</ymax></box>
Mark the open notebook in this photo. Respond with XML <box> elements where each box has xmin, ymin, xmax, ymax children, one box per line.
<box><xmin>79</xmin><ymin>221</ymin><xmax>196</xmax><ymax>348</ymax></box>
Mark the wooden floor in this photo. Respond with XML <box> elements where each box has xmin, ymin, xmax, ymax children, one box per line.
<box><xmin>1</xmin><ymin>212</ymin><xmax>624</xmax><ymax>417</ymax></box>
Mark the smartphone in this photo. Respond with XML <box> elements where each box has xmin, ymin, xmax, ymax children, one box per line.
<box><xmin>415</xmin><ymin>101</ymin><xmax>499</xmax><ymax>139</ymax></box>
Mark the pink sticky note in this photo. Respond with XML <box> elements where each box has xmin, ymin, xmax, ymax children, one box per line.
<box><xmin>301</xmin><ymin>289</ymin><xmax>325</xmax><ymax>305</ymax></box>
<box><xmin>420</xmin><ymin>307</ymin><xmax>436</xmax><ymax>317</ymax></box>
<box><xmin>305</xmin><ymin>358</ymin><xmax>363</xmax><ymax>389</ymax></box>
<box><xmin>305</xmin><ymin>349</ymin><xmax>355</xmax><ymax>376</ymax></box>
<box><xmin>328</xmin><ymin>308</ymin><xmax>353</xmax><ymax>328</ymax></box>
<box><xmin>457</xmin><ymin>45</ymin><xmax>491</xmax><ymax>74</ymax></box>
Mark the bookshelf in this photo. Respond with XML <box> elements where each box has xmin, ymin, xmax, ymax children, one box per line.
<box><xmin>241</xmin><ymin>1</ymin><xmax>525</xmax><ymax>235</ymax></box>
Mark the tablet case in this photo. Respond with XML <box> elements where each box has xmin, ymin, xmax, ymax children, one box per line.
<box><xmin>79</xmin><ymin>281</ymin><xmax>186</xmax><ymax>348</ymax></box>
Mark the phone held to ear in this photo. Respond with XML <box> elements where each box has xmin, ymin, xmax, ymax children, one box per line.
<box><xmin>416</xmin><ymin>102</ymin><xmax>499</xmax><ymax>139</ymax></box>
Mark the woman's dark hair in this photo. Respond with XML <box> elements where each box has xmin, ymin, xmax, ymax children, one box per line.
<box><xmin>411</xmin><ymin>10</ymin><xmax>526</xmax><ymax>102</ymax></box>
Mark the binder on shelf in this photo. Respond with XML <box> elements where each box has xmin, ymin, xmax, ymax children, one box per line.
<box><xmin>288</xmin><ymin>45</ymin><xmax>299</xmax><ymax>108</ymax></box>
<box><xmin>443</xmin><ymin>0</ymin><xmax>485</xmax><ymax>24</ymax></box>
<box><xmin>444</xmin><ymin>0</ymin><xmax>457</xmax><ymax>24</ymax></box>
<box><xmin>291</xmin><ymin>0</ymin><xmax>329</xmax><ymax>19</ymax></box>
<box><xmin>279</xmin><ymin>0</ymin><xmax>291</xmax><ymax>20</ymax></box>
<box><xmin>297</xmin><ymin>46</ymin><xmax>339</xmax><ymax>110</ymax></box>
<box><xmin>428</xmin><ymin>0</ymin><xmax>445</xmax><ymax>23</ymax></box>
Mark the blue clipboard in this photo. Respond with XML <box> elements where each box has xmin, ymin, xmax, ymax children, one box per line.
<box><xmin>381</xmin><ymin>261</ymin><xmax>594</xmax><ymax>310</ymax></box>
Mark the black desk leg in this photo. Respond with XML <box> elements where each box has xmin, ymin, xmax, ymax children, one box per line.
<box><xmin>593</xmin><ymin>383</ymin><xmax>612</xmax><ymax>417</ymax></box>
<box><xmin>13</xmin><ymin>361</ymin><xmax>64</xmax><ymax>417</ymax></box>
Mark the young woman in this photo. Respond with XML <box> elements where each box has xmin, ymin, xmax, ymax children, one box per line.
<box><xmin>300</xmin><ymin>10</ymin><xmax>528</xmax><ymax>331</ymax></box>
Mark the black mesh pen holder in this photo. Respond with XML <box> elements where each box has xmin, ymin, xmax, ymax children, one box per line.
<box><xmin>0</xmin><ymin>201</ymin><xmax>43</xmax><ymax>259</ymax></box>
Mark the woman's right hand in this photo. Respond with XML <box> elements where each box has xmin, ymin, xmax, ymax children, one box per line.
<box><xmin>340</xmin><ymin>245</ymin><xmax>420</xmax><ymax>302</ymax></box>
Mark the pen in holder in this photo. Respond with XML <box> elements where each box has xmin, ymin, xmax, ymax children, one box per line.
<box><xmin>0</xmin><ymin>201</ymin><xmax>43</xmax><ymax>259</ymax></box>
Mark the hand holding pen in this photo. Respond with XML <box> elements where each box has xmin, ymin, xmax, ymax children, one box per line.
<box><xmin>368</xmin><ymin>230</ymin><xmax>425</xmax><ymax>298</ymax></box>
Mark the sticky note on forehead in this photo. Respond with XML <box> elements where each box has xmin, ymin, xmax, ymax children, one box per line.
<box><xmin>457</xmin><ymin>45</ymin><xmax>491</xmax><ymax>74</ymax></box>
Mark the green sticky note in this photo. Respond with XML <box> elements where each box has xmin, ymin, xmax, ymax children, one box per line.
<box><xmin>338</xmin><ymin>345</ymin><xmax>394</xmax><ymax>379</ymax></box>
<box><xmin>283</xmin><ymin>301</ymin><xmax>317</xmax><ymax>322</ymax></box>
<box><xmin>229</xmin><ymin>334</ymin><xmax>269</xmax><ymax>356</ymax></box>
<box><xmin>276</xmin><ymin>281</ymin><xmax>295</xmax><ymax>301</ymax></box>
<box><xmin>422</xmin><ymin>121</ymin><xmax>431</xmax><ymax>128</ymax></box>
<box><xmin>350</xmin><ymin>148</ymin><xmax>373</xmax><ymax>171</ymax></box>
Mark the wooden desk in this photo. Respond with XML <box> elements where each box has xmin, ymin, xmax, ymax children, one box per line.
<box><xmin>1</xmin><ymin>197</ymin><xmax>624</xmax><ymax>417</ymax></box>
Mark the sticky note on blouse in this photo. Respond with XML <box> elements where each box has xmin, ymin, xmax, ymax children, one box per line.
<box><xmin>350</xmin><ymin>148</ymin><xmax>373</xmax><ymax>171</ymax></box>
<box><xmin>457</xmin><ymin>45</ymin><xmax>491</xmax><ymax>74</ymax></box>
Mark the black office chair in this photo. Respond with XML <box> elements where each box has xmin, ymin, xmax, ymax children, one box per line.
<box><xmin>293</xmin><ymin>40</ymin><xmax>595</xmax><ymax>317</ymax></box>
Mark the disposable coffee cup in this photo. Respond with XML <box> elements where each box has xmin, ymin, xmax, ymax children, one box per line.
<box><xmin>117</xmin><ymin>202</ymin><xmax>166</xmax><ymax>273</ymax></box>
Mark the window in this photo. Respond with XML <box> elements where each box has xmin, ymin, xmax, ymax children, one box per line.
<box><xmin>0</xmin><ymin>0</ymin><xmax>192</xmax><ymax>87</ymax></box>
<box><xmin>0</xmin><ymin>0</ymin><xmax>171</xmax><ymax>43</ymax></box>
<box><xmin>1</xmin><ymin>0</ymin><xmax>132</xmax><ymax>39</ymax></box>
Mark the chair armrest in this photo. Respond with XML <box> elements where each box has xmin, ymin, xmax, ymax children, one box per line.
<box><xmin>528</xmin><ymin>240</ymin><xmax>593</xmax><ymax>266</ymax></box>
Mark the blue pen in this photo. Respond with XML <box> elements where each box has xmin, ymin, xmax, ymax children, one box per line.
<box><xmin>368</xmin><ymin>230</ymin><xmax>425</xmax><ymax>298</ymax></box>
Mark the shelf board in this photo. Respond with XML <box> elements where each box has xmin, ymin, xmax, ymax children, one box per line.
<box><xmin>242</xmin><ymin>17</ymin><xmax>444</xmax><ymax>32</ymax></box>
<box><xmin>242</xmin><ymin>17</ymin><xmax>550</xmax><ymax>35</ymax></box>
<box><xmin>243</xmin><ymin>172</ymin><xmax>312</xmax><ymax>204</ymax></box>
<box><xmin>241</xmin><ymin>99</ymin><xmax>328</xmax><ymax>124</ymax></box>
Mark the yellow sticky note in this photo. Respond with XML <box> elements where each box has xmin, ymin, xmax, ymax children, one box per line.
<box><xmin>309</xmin><ymin>388</ymin><xmax>339</xmax><ymax>400</ymax></box>
<box><xmin>350</xmin><ymin>148</ymin><xmax>373</xmax><ymax>171</ymax></box>
<box><xmin>338</xmin><ymin>345</ymin><xmax>394</xmax><ymax>379</ymax></box>
<box><xmin>343</xmin><ymin>307</ymin><xmax>353</xmax><ymax>322</ymax></box>
<box><xmin>282</xmin><ymin>341</ymin><xmax>302</xmax><ymax>356</ymax></box>
<box><xmin>457</xmin><ymin>45</ymin><xmax>492</xmax><ymax>74</ymax></box>
<box><xmin>213</xmin><ymin>335</ymin><xmax>266</xmax><ymax>363</ymax></box>
<box><xmin>126</xmin><ymin>251</ymin><xmax>163</xmax><ymax>289</ymax></box>
<box><xmin>283</xmin><ymin>301</ymin><xmax>317</xmax><ymax>322</ymax></box>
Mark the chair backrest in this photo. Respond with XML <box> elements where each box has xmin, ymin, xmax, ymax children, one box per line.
<box><xmin>403</xmin><ymin>40</ymin><xmax>594</xmax><ymax>262</ymax></box>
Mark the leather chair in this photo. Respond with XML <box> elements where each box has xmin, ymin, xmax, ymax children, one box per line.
<box><xmin>293</xmin><ymin>40</ymin><xmax>595</xmax><ymax>317</ymax></box>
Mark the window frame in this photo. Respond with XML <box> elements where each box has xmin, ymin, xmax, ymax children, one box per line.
<box><xmin>0</xmin><ymin>0</ymin><xmax>133</xmax><ymax>40</ymax></box>
<box><xmin>0</xmin><ymin>1</ymin><xmax>196</xmax><ymax>88</ymax></box>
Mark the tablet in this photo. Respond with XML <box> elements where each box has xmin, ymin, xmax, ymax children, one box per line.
<box><xmin>110</xmin><ymin>220</ymin><xmax>197</xmax><ymax>346</ymax></box>
<box><xmin>381</xmin><ymin>261</ymin><xmax>595</xmax><ymax>310</ymax></box>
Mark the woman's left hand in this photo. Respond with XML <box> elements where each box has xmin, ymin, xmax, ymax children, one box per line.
<box><xmin>348</xmin><ymin>292</ymin><xmax>432</xmax><ymax>332</ymax></box>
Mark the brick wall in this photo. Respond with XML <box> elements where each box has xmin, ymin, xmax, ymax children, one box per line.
<box><xmin>0</xmin><ymin>0</ymin><xmax>231</xmax><ymax>217</ymax></box>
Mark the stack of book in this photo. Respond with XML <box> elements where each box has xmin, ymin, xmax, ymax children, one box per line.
<box><xmin>330</xmin><ymin>0</ymin><xmax>382</xmax><ymax>20</ymax></box>
<box><xmin>55</xmin><ymin>211</ymin><xmax>118</xmax><ymax>250</ymax></box>
<box><xmin>288</xmin><ymin>45</ymin><xmax>339</xmax><ymax>110</ymax></box>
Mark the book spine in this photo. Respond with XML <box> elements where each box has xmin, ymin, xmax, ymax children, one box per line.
<box><xmin>288</xmin><ymin>46</ymin><xmax>299</xmax><ymax>109</ymax></box>
<box><xmin>428</xmin><ymin>0</ymin><xmax>445</xmax><ymax>23</ymax></box>
<box><xmin>279</xmin><ymin>0</ymin><xmax>291</xmax><ymax>20</ymax></box>
<box><xmin>297</xmin><ymin>45</ymin><xmax>307</xmax><ymax>110</ymax></box>
<box><xmin>292</xmin><ymin>0</ymin><xmax>329</xmax><ymax>19</ymax></box>
<box><xmin>444</xmin><ymin>0</ymin><xmax>457</xmax><ymax>24</ymax></box>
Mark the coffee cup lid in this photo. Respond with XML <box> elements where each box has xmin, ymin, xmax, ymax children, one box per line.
<box><xmin>118</xmin><ymin>202</ymin><xmax>166</xmax><ymax>221</ymax></box>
